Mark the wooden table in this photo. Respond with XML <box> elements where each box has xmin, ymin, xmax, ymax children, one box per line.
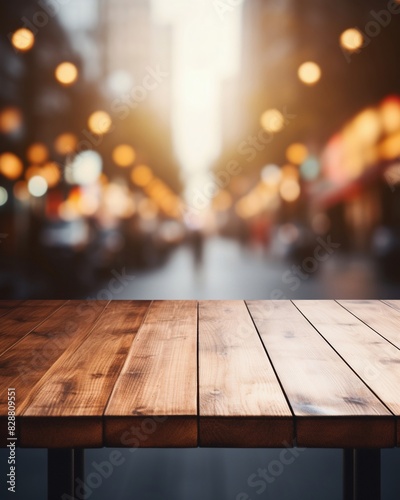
<box><xmin>1</xmin><ymin>299</ymin><xmax>400</xmax><ymax>499</ymax></box>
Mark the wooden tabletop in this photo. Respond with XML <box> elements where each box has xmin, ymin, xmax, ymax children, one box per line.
<box><xmin>0</xmin><ymin>299</ymin><xmax>399</xmax><ymax>449</ymax></box>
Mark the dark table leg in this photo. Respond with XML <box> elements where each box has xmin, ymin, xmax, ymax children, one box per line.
<box><xmin>343</xmin><ymin>449</ymin><xmax>381</xmax><ymax>500</ymax></box>
<box><xmin>48</xmin><ymin>448</ymin><xmax>84</xmax><ymax>499</ymax></box>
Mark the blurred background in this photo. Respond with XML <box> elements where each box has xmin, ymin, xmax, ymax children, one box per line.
<box><xmin>1</xmin><ymin>0</ymin><xmax>400</xmax><ymax>300</ymax></box>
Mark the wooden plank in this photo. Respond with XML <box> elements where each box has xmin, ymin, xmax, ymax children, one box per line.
<box><xmin>0</xmin><ymin>300</ymin><xmax>66</xmax><ymax>355</ymax></box>
<box><xmin>247</xmin><ymin>300</ymin><xmax>394</xmax><ymax>448</ymax></box>
<box><xmin>0</xmin><ymin>301</ymin><xmax>109</xmax><ymax>445</ymax></box>
<box><xmin>382</xmin><ymin>300</ymin><xmax>400</xmax><ymax>314</ymax></box>
<box><xmin>338</xmin><ymin>300</ymin><xmax>400</xmax><ymax>350</ymax></box>
<box><xmin>294</xmin><ymin>300</ymin><xmax>400</xmax><ymax>445</ymax></box>
<box><xmin>105</xmin><ymin>301</ymin><xmax>198</xmax><ymax>448</ymax></box>
<box><xmin>20</xmin><ymin>301</ymin><xmax>151</xmax><ymax>448</ymax></box>
<box><xmin>199</xmin><ymin>300</ymin><xmax>293</xmax><ymax>447</ymax></box>
<box><xmin>0</xmin><ymin>300</ymin><xmax>24</xmax><ymax>318</ymax></box>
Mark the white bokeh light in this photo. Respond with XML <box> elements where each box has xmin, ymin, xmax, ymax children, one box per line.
<box><xmin>0</xmin><ymin>186</ymin><xmax>8</xmax><ymax>206</ymax></box>
<box><xmin>70</xmin><ymin>150</ymin><xmax>102</xmax><ymax>186</ymax></box>
<box><xmin>28</xmin><ymin>176</ymin><xmax>48</xmax><ymax>197</ymax></box>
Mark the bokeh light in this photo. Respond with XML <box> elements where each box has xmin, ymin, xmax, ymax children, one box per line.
<box><xmin>131</xmin><ymin>165</ymin><xmax>153</xmax><ymax>187</ymax></box>
<box><xmin>300</xmin><ymin>156</ymin><xmax>320</xmax><ymax>180</ymax></box>
<box><xmin>11</xmin><ymin>28</ymin><xmax>35</xmax><ymax>52</ymax></box>
<box><xmin>0</xmin><ymin>187</ymin><xmax>8</xmax><ymax>207</ymax></box>
<box><xmin>340</xmin><ymin>28</ymin><xmax>364</xmax><ymax>52</ymax></box>
<box><xmin>260</xmin><ymin>109</ymin><xmax>285</xmax><ymax>133</ymax></box>
<box><xmin>41</xmin><ymin>162</ymin><xmax>61</xmax><ymax>188</ymax></box>
<box><xmin>0</xmin><ymin>153</ymin><xmax>23</xmax><ymax>180</ymax></box>
<box><xmin>70</xmin><ymin>150</ymin><xmax>102</xmax><ymax>186</ymax></box>
<box><xmin>55</xmin><ymin>62</ymin><xmax>78</xmax><ymax>86</ymax></box>
<box><xmin>286</xmin><ymin>143</ymin><xmax>308</xmax><ymax>165</ymax></box>
<box><xmin>380</xmin><ymin>97</ymin><xmax>400</xmax><ymax>134</ymax></box>
<box><xmin>112</xmin><ymin>144</ymin><xmax>136</xmax><ymax>167</ymax></box>
<box><xmin>279</xmin><ymin>178</ymin><xmax>300</xmax><ymax>202</ymax></box>
<box><xmin>298</xmin><ymin>61</ymin><xmax>321</xmax><ymax>86</ymax></box>
<box><xmin>88</xmin><ymin>111</ymin><xmax>112</xmax><ymax>135</ymax></box>
<box><xmin>26</xmin><ymin>142</ymin><xmax>49</xmax><ymax>164</ymax></box>
<box><xmin>261</xmin><ymin>164</ymin><xmax>282</xmax><ymax>186</ymax></box>
<box><xmin>28</xmin><ymin>175</ymin><xmax>48</xmax><ymax>197</ymax></box>
<box><xmin>0</xmin><ymin>107</ymin><xmax>22</xmax><ymax>134</ymax></box>
<box><xmin>351</xmin><ymin>108</ymin><xmax>382</xmax><ymax>144</ymax></box>
<box><xmin>54</xmin><ymin>133</ymin><xmax>78</xmax><ymax>155</ymax></box>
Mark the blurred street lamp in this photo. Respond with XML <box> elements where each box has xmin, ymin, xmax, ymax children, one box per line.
<box><xmin>112</xmin><ymin>144</ymin><xmax>136</xmax><ymax>167</ymax></box>
<box><xmin>68</xmin><ymin>150</ymin><xmax>102</xmax><ymax>186</ymax></box>
<box><xmin>0</xmin><ymin>108</ymin><xmax>22</xmax><ymax>134</ymax></box>
<box><xmin>0</xmin><ymin>187</ymin><xmax>8</xmax><ymax>207</ymax></box>
<box><xmin>26</xmin><ymin>143</ymin><xmax>48</xmax><ymax>164</ymax></box>
<box><xmin>298</xmin><ymin>62</ymin><xmax>321</xmax><ymax>86</ymax></box>
<box><xmin>87</xmin><ymin>111</ymin><xmax>112</xmax><ymax>135</ymax></box>
<box><xmin>261</xmin><ymin>164</ymin><xmax>281</xmax><ymax>186</ymax></box>
<box><xmin>260</xmin><ymin>109</ymin><xmax>285</xmax><ymax>133</ymax></box>
<box><xmin>11</xmin><ymin>28</ymin><xmax>35</xmax><ymax>52</ymax></box>
<box><xmin>28</xmin><ymin>175</ymin><xmax>48</xmax><ymax>197</ymax></box>
<box><xmin>280</xmin><ymin>178</ymin><xmax>300</xmax><ymax>202</ymax></box>
<box><xmin>286</xmin><ymin>143</ymin><xmax>308</xmax><ymax>165</ymax></box>
<box><xmin>55</xmin><ymin>62</ymin><xmax>78</xmax><ymax>86</ymax></box>
<box><xmin>0</xmin><ymin>153</ymin><xmax>23</xmax><ymax>180</ymax></box>
<box><xmin>54</xmin><ymin>133</ymin><xmax>78</xmax><ymax>155</ymax></box>
<box><xmin>41</xmin><ymin>162</ymin><xmax>61</xmax><ymax>188</ymax></box>
<box><xmin>131</xmin><ymin>165</ymin><xmax>153</xmax><ymax>187</ymax></box>
<box><xmin>340</xmin><ymin>28</ymin><xmax>364</xmax><ymax>52</ymax></box>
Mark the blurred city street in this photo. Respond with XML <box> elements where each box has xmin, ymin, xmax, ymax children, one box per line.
<box><xmin>96</xmin><ymin>236</ymin><xmax>400</xmax><ymax>300</ymax></box>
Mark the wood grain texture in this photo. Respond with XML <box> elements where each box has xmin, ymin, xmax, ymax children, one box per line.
<box><xmin>105</xmin><ymin>301</ymin><xmax>198</xmax><ymax>448</ymax></box>
<box><xmin>247</xmin><ymin>300</ymin><xmax>394</xmax><ymax>448</ymax></box>
<box><xmin>0</xmin><ymin>300</ymin><xmax>23</xmax><ymax>318</ymax></box>
<box><xmin>0</xmin><ymin>300</ymin><xmax>66</xmax><ymax>356</ymax></box>
<box><xmin>295</xmin><ymin>300</ymin><xmax>399</xmax><ymax>445</ymax></box>
<box><xmin>0</xmin><ymin>301</ymin><xmax>109</xmax><ymax>444</ymax></box>
<box><xmin>20</xmin><ymin>301</ymin><xmax>150</xmax><ymax>448</ymax></box>
<box><xmin>338</xmin><ymin>300</ymin><xmax>400</xmax><ymax>350</ymax></box>
<box><xmin>199</xmin><ymin>300</ymin><xmax>293</xmax><ymax>447</ymax></box>
<box><xmin>382</xmin><ymin>300</ymin><xmax>400</xmax><ymax>313</ymax></box>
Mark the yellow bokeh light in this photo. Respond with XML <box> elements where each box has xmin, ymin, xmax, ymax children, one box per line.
<box><xmin>88</xmin><ymin>111</ymin><xmax>112</xmax><ymax>135</ymax></box>
<box><xmin>379</xmin><ymin>131</ymin><xmax>400</xmax><ymax>160</ymax></box>
<box><xmin>286</xmin><ymin>143</ymin><xmax>308</xmax><ymax>165</ymax></box>
<box><xmin>340</xmin><ymin>28</ymin><xmax>364</xmax><ymax>52</ymax></box>
<box><xmin>298</xmin><ymin>61</ymin><xmax>321</xmax><ymax>86</ymax></box>
<box><xmin>0</xmin><ymin>107</ymin><xmax>22</xmax><ymax>134</ymax></box>
<box><xmin>41</xmin><ymin>162</ymin><xmax>61</xmax><ymax>188</ymax></box>
<box><xmin>351</xmin><ymin>108</ymin><xmax>382</xmax><ymax>145</ymax></box>
<box><xmin>11</xmin><ymin>28</ymin><xmax>35</xmax><ymax>52</ymax></box>
<box><xmin>0</xmin><ymin>152</ymin><xmax>23</xmax><ymax>180</ymax></box>
<box><xmin>260</xmin><ymin>109</ymin><xmax>285</xmax><ymax>133</ymax></box>
<box><xmin>131</xmin><ymin>165</ymin><xmax>153</xmax><ymax>187</ymax></box>
<box><xmin>280</xmin><ymin>179</ymin><xmax>301</xmax><ymax>202</ymax></box>
<box><xmin>26</xmin><ymin>142</ymin><xmax>48</xmax><ymax>164</ymax></box>
<box><xmin>112</xmin><ymin>144</ymin><xmax>136</xmax><ymax>167</ymax></box>
<box><xmin>380</xmin><ymin>98</ymin><xmax>400</xmax><ymax>135</ymax></box>
<box><xmin>55</xmin><ymin>62</ymin><xmax>78</xmax><ymax>86</ymax></box>
<box><xmin>54</xmin><ymin>133</ymin><xmax>78</xmax><ymax>155</ymax></box>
